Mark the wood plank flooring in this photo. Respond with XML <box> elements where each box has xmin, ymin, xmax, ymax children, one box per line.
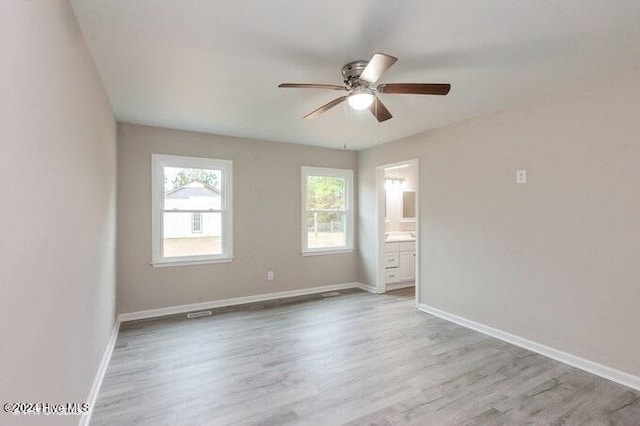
<box><xmin>93</xmin><ymin>288</ymin><xmax>640</xmax><ymax>425</ymax></box>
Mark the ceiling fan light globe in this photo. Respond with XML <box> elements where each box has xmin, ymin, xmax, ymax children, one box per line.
<box><xmin>348</xmin><ymin>93</ymin><xmax>374</xmax><ymax>110</ymax></box>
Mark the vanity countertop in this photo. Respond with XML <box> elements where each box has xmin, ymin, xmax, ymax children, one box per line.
<box><xmin>385</xmin><ymin>233</ymin><xmax>415</xmax><ymax>243</ymax></box>
<box><xmin>385</xmin><ymin>238</ymin><xmax>415</xmax><ymax>243</ymax></box>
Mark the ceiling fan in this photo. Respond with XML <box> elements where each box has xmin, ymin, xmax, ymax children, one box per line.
<box><xmin>279</xmin><ymin>53</ymin><xmax>450</xmax><ymax>122</ymax></box>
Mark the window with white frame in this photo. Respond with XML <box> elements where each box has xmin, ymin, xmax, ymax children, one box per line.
<box><xmin>302</xmin><ymin>166</ymin><xmax>354</xmax><ymax>255</ymax></box>
<box><xmin>152</xmin><ymin>154</ymin><xmax>232</xmax><ymax>266</ymax></box>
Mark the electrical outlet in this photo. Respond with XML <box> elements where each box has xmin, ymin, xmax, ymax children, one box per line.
<box><xmin>516</xmin><ymin>169</ymin><xmax>527</xmax><ymax>184</ymax></box>
<box><xmin>267</xmin><ymin>270</ymin><xmax>274</xmax><ymax>281</ymax></box>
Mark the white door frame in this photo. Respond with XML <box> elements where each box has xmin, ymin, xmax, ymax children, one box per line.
<box><xmin>375</xmin><ymin>158</ymin><xmax>420</xmax><ymax>306</ymax></box>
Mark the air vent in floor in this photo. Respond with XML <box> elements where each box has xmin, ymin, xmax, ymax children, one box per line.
<box><xmin>321</xmin><ymin>292</ymin><xmax>341</xmax><ymax>298</ymax></box>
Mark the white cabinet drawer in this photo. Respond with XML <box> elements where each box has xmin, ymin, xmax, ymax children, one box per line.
<box><xmin>384</xmin><ymin>254</ymin><xmax>399</xmax><ymax>268</ymax></box>
<box><xmin>385</xmin><ymin>269</ymin><xmax>400</xmax><ymax>283</ymax></box>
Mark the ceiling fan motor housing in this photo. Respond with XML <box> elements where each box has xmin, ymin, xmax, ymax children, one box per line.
<box><xmin>342</xmin><ymin>60</ymin><xmax>369</xmax><ymax>87</ymax></box>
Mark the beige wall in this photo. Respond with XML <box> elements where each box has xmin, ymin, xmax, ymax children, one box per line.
<box><xmin>0</xmin><ymin>0</ymin><xmax>117</xmax><ymax>423</ymax></box>
<box><xmin>117</xmin><ymin>124</ymin><xmax>357</xmax><ymax>313</ymax></box>
<box><xmin>359</xmin><ymin>70</ymin><xmax>640</xmax><ymax>377</ymax></box>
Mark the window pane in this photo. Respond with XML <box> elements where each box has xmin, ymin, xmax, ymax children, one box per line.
<box><xmin>306</xmin><ymin>176</ymin><xmax>345</xmax><ymax>211</ymax></box>
<box><xmin>307</xmin><ymin>211</ymin><xmax>345</xmax><ymax>248</ymax></box>
<box><xmin>163</xmin><ymin>167</ymin><xmax>222</xmax><ymax>211</ymax></box>
<box><xmin>191</xmin><ymin>212</ymin><xmax>203</xmax><ymax>233</ymax></box>
<box><xmin>163</xmin><ymin>212</ymin><xmax>222</xmax><ymax>257</ymax></box>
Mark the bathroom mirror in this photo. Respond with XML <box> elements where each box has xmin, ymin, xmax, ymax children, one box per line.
<box><xmin>401</xmin><ymin>190</ymin><xmax>416</xmax><ymax>221</ymax></box>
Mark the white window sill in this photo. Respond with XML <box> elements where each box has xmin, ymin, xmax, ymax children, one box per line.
<box><xmin>301</xmin><ymin>248</ymin><xmax>355</xmax><ymax>257</ymax></box>
<box><xmin>151</xmin><ymin>257</ymin><xmax>233</xmax><ymax>268</ymax></box>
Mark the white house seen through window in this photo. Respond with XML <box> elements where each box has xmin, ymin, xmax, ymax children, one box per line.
<box><xmin>301</xmin><ymin>166</ymin><xmax>354</xmax><ymax>255</ymax></box>
<box><xmin>152</xmin><ymin>154</ymin><xmax>232</xmax><ymax>266</ymax></box>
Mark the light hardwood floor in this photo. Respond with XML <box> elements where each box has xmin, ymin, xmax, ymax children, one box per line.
<box><xmin>93</xmin><ymin>288</ymin><xmax>640</xmax><ymax>425</ymax></box>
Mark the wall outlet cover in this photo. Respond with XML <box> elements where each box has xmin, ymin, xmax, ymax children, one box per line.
<box><xmin>516</xmin><ymin>169</ymin><xmax>527</xmax><ymax>184</ymax></box>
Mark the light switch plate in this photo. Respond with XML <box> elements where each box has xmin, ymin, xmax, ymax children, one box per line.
<box><xmin>516</xmin><ymin>169</ymin><xmax>527</xmax><ymax>184</ymax></box>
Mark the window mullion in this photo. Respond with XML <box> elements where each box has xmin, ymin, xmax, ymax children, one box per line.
<box><xmin>162</xmin><ymin>209</ymin><xmax>224</xmax><ymax>213</ymax></box>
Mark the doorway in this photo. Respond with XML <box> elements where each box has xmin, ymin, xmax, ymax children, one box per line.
<box><xmin>376</xmin><ymin>159</ymin><xmax>419</xmax><ymax>306</ymax></box>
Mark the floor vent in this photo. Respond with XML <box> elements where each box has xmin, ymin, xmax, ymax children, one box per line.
<box><xmin>321</xmin><ymin>291</ymin><xmax>341</xmax><ymax>298</ymax></box>
<box><xmin>187</xmin><ymin>310</ymin><xmax>212</xmax><ymax>319</ymax></box>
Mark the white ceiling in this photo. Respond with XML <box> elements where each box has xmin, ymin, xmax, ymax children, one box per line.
<box><xmin>70</xmin><ymin>0</ymin><xmax>640</xmax><ymax>150</ymax></box>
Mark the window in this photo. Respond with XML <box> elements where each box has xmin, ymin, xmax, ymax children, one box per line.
<box><xmin>301</xmin><ymin>166</ymin><xmax>354</xmax><ymax>255</ymax></box>
<box><xmin>191</xmin><ymin>212</ymin><xmax>203</xmax><ymax>233</ymax></box>
<box><xmin>152</xmin><ymin>154</ymin><xmax>232</xmax><ymax>266</ymax></box>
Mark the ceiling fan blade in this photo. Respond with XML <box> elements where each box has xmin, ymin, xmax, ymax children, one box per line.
<box><xmin>369</xmin><ymin>96</ymin><xmax>393</xmax><ymax>122</ymax></box>
<box><xmin>359</xmin><ymin>53</ymin><xmax>398</xmax><ymax>84</ymax></box>
<box><xmin>303</xmin><ymin>96</ymin><xmax>347</xmax><ymax>119</ymax></box>
<box><xmin>377</xmin><ymin>83</ymin><xmax>451</xmax><ymax>95</ymax></box>
<box><xmin>279</xmin><ymin>83</ymin><xmax>348</xmax><ymax>91</ymax></box>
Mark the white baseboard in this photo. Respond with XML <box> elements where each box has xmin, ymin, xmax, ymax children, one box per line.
<box><xmin>385</xmin><ymin>282</ymin><xmax>415</xmax><ymax>291</ymax></box>
<box><xmin>79</xmin><ymin>317</ymin><xmax>121</xmax><ymax>426</ymax></box>
<box><xmin>356</xmin><ymin>283</ymin><xmax>384</xmax><ymax>294</ymax></box>
<box><xmin>417</xmin><ymin>304</ymin><xmax>640</xmax><ymax>392</ymax></box>
<box><xmin>120</xmin><ymin>282</ymin><xmax>366</xmax><ymax>322</ymax></box>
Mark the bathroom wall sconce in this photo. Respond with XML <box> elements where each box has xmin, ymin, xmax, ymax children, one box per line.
<box><xmin>385</xmin><ymin>175</ymin><xmax>406</xmax><ymax>190</ymax></box>
<box><xmin>385</xmin><ymin>176</ymin><xmax>405</xmax><ymax>185</ymax></box>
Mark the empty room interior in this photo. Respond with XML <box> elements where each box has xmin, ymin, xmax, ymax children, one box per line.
<box><xmin>3</xmin><ymin>1</ymin><xmax>640</xmax><ymax>425</ymax></box>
